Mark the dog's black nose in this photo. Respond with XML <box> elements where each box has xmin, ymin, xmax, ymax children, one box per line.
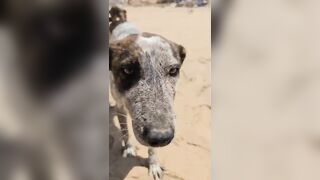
<box><xmin>142</xmin><ymin>127</ymin><xmax>174</xmax><ymax>147</ymax></box>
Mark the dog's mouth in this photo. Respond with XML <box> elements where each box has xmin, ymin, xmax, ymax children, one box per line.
<box><xmin>132</xmin><ymin>123</ymin><xmax>175</xmax><ymax>148</ymax></box>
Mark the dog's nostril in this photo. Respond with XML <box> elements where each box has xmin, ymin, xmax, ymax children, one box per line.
<box><xmin>143</xmin><ymin>128</ymin><xmax>174</xmax><ymax>147</ymax></box>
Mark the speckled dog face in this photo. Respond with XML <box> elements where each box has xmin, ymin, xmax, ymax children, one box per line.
<box><xmin>110</xmin><ymin>33</ymin><xmax>186</xmax><ymax>146</ymax></box>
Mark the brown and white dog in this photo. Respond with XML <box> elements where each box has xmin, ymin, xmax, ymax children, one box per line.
<box><xmin>109</xmin><ymin>6</ymin><xmax>186</xmax><ymax>180</ymax></box>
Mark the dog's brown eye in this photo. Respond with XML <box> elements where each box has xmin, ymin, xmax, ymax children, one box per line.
<box><xmin>169</xmin><ymin>67</ymin><xmax>180</xmax><ymax>77</ymax></box>
<box><xmin>123</xmin><ymin>67</ymin><xmax>134</xmax><ymax>75</ymax></box>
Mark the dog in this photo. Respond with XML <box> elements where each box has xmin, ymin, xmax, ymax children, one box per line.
<box><xmin>109</xmin><ymin>6</ymin><xmax>186</xmax><ymax>180</ymax></box>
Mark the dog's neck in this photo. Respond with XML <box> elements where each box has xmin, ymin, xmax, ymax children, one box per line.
<box><xmin>110</xmin><ymin>21</ymin><xmax>140</xmax><ymax>42</ymax></box>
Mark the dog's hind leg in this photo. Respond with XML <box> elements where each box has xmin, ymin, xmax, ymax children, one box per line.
<box><xmin>148</xmin><ymin>148</ymin><xmax>164</xmax><ymax>180</ymax></box>
<box><xmin>116</xmin><ymin>106</ymin><xmax>136</xmax><ymax>157</ymax></box>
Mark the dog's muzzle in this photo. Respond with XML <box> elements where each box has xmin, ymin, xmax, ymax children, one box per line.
<box><xmin>141</xmin><ymin>126</ymin><xmax>174</xmax><ymax>147</ymax></box>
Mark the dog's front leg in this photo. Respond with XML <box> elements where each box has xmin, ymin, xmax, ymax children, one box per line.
<box><xmin>148</xmin><ymin>148</ymin><xmax>164</xmax><ymax>180</ymax></box>
<box><xmin>116</xmin><ymin>106</ymin><xmax>136</xmax><ymax>157</ymax></box>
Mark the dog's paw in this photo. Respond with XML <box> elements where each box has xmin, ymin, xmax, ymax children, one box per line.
<box><xmin>122</xmin><ymin>145</ymin><xmax>136</xmax><ymax>158</ymax></box>
<box><xmin>149</xmin><ymin>163</ymin><xmax>164</xmax><ymax>180</ymax></box>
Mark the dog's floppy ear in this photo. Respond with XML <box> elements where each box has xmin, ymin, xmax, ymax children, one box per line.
<box><xmin>109</xmin><ymin>45</ymin><xmax>113</xmax><ymax>70</ymax></box>
<box><xmin>178</xmin><ymin>45</ymin><xmax>186</xmax><ymax>63</ymax></box>
<box><xmin>109</xmin><ymin>43</ymin><xmax>121</xmax><ymax>71</ymax></box>
<box><xmin>170</xmin><ymin>41</ymin><xmax>186</xmax><ymax>64</ymax></box>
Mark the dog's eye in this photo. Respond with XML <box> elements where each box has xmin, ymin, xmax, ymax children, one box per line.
<box><xmin>122</xmin><ymin>67</ymin><xmax>134</xmax><ymax>75</ymax></box>
<box><xmin>168</xmin><ymin>67</ymin><xmax>180</xmax><ymax>77</ymax></box>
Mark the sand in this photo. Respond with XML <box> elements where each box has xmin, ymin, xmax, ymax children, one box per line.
<box><xmin>109</xmin><ymin>6</ymin><xmax>212</xmax><ymax>180</ymax></box>
<box><xmin>213</xmin><ymin>1</ymin><xmax>320</xmax><ymax>180</ymax></box>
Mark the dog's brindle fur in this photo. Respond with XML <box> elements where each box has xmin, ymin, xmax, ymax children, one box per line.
<box><xmin>109</xmin><ymin>6</ymin><xmax>186</xmax><ymax>180</ymax></box>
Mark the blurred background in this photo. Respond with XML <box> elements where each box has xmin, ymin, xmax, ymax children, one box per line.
<box><xmin>0</xmin><ymin>0</ymin><xmax>108</xmax><ymax>180</ymax></box>
<box><xmin>213</xmin><ymin>0</ymin><xmax>320</xmax><ymax>180</ymax></box>
<box><xmin>109</xmin><ymin>0</ymin><xmax>209</xmax><ymax>7</ymax></box>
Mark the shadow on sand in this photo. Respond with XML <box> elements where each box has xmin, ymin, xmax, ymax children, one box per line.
<box><xmin>109</xmin><ymin>106</ymin><xmax>148</xmax><ymax>180</ymax></box>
